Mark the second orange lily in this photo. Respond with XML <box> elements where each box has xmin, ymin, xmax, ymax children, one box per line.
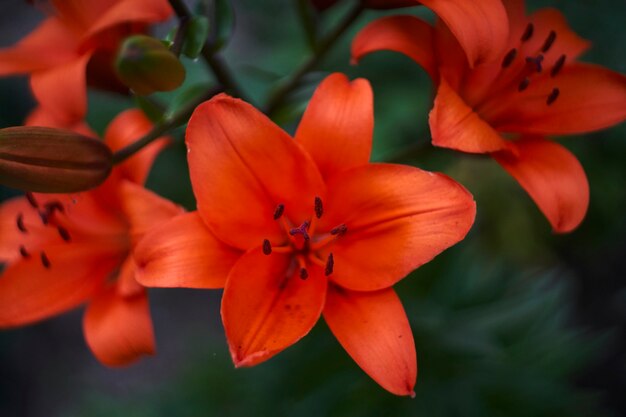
<box><xmin>134</xmin><ymin>73</ymin><xmax>476</xmax><ymax>395</ymax></box>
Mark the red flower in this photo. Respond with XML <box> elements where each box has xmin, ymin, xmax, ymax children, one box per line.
<box><xmin>0</xmin><ymin>0</ymin><xmax>172</xmax><ymax>125</ymax></box>
<box><xmin>0</xmin><ymin>109</ymin><xmax>182</xmax><ymax>366</ymax></box>
<box><xmin>352</xmin><ymin>0</ymin><xmax>626</xmax><ymax>232</ymax></box>
<box><xmin>134</xmin><ymin>73</ymin><xmax>476</xmax><ymax>395</ymax></box>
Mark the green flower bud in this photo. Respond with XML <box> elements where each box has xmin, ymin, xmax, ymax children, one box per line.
<box><xmin>115</xmin><ymin>35</ymin><xmax>186</xmax><ymax>96</ymax></box>
<box><xmin>0</xmin><ymin>127</ymin><xmax>113</xmax><ymax>193</ymax></box>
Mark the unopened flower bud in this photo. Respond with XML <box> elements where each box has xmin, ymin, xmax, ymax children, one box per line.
<box><xmin>0</xmin><ymin>127</ymin><xmax>113</xmax><ymax>193</ymax></box>
<box><xmin>115</xmin><ymin>35</ymin><xmax>186</xmax><ymax>96</ymax></box>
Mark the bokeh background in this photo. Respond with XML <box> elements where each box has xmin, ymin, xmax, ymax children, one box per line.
<box><xmin>1</xmin><ymin>1</ymin><xmax>625</xmax><ymax>416</ymax></box>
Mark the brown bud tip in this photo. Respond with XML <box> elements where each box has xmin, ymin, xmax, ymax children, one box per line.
<box><xmin>0</xmin><ymin>127</ymin><xmax>113</xmax><ymax>193</ymax></box>
<box><xmin>115</xmin><ymin>35</ymin><xmax>186</xmax><ymax>96</ymax></box>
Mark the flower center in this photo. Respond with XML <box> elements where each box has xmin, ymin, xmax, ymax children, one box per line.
<box><xmin>474</xmin><ymin>23</ymin><xmax>566</xmax><ymax>118</ymax></box>
<box><xmin>261</xmin><ymin>196</ymin><xmax>347</xmax><ymax>280</ymax></box>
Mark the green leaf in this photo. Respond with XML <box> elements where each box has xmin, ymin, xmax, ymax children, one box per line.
<box><xmin>165</xmin><ymin>83</ymin><xmax>214</xmax><ymax>120</ymax></box>
<box><xmin>182</xmin><ymin>16</ymin><xmax>210</xmax><ymax>59</ymax></box>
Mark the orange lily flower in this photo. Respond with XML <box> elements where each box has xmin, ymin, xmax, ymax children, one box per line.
<box><xmin>134</xmin><ymin>73</ymin><xmax>476</xmax><ymax>395</ymax></box>
<box><xmin>0</xmin><ymin>0</ymin><xmax>172</xmax><ymax>125</ymax></box>
<box><xmin>352</xmin><ymin>0</ymin><xmax>626</xmax><ymax>232</ymax></box>
<box><xmin>0</xmin><ymin>109</ymin><xmax>182</xmax><ymax>366</ymax></box>
<box><xmin>313</xmin><ymin>0</ymin><xmax>509</xmax><ymax>67</ymax></box>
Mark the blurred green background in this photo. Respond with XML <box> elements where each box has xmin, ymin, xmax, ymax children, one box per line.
<box><xmin>1</xmin><ymin>1</ymin><xmax>625</xmax><ymax>416</ymax></box>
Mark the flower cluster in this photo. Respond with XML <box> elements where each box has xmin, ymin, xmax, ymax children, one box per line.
<box><xmin>0</xmin><ymin>0</ymin><xmax>624</xmax><ymax>397</ymax></box>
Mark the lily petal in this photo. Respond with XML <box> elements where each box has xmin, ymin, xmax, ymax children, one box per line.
<box><xmin>25</xmin><ymin>106</ymin><xmax>97</xmax><ymax>137</ymax></box>
<box><xmin>186</xmin><ymin>94</ymin><xmax>325</xmax><ymax>250</ymax></box>
<box><xmin>0</xmin><ymin>244</ymin><xmax>122</xmax><ymax>327</ymax></box>
<box><xmin>421</xmin><ymin>0</ymin><xmax>509</xmax><ymax>67</ymax></box>
<box><xmin>430</xmin><ymin>77</ymin><xmax>511</xmax><ymax>153</ymax></box>
<box><xmin>134</xmin><ymin>212</ymin><xmax>240</xmax><ymax>289</ymax></box>
<box><xmin>490</xmin><ymin>64</ymin><xmax>626</xmax><ymax>135</ymax></box>
<box><xmin>221</xmin><ymin>248</ymin><xmax>327</xmax><ymax>367</ymax></box>
<box><xmin>83</xmin><ymin>285</ymin><xmax>155</xmax><ymax>366</ymax></box>
<box><xmin>104</xmin><ymin>109</ymin><xmax>169</xmax><ymax>185</ymax></box>
<box><xmin>30</xmin><ymin>53</ymin><xmax>91</xmax><ymax>122</ymax></box>
<box><xmin>324</xmin><ymin>285</ymin><xmax>416</xmax><ymax>396</ymax></box>
<box><xmin>119</xmin><ymin>181</ymin><xmax>183</xmax><ymax>242</ymax></box>
<box><xmin>321</xmin><ymin>163</ymin><xmax>475</xmax><ymax>291</ymax></box>
<box><xmin>295</xmin><ymin>73</ymin><xmax>373</xmax><ymax>181</ymax></box>
<box><xmin>84</xmin><ymin>0</ymin><xmax>172</xmax><ymax>41</ymax></box>
<box><xmin>0</xmin><ymin>18</ymin><xmax>78</xmax><ymax>76</ymax></box>
<box><xmin>493</xmin><ymin>136</ymin><xmax>589</xmax><ymax>233</ymax></box>
<box><xmin>351</xmin><ymin>15</ymin><xmax>437</xmax><ymax>81</ymax></box>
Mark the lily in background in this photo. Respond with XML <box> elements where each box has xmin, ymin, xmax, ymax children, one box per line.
<box><xmin>0</xmin><ymin>0</ymin><xmax>172</xmax><ymax>126</ymax></box>
<box><xmin>352</xmin><ymin>0</ymin><xmax>626</xmax><ymax>232</ymax></box>
<box><xmin>0</xmin><ymin>109</ymin><xmax>182</xmax><ymax>366</ymax></box>
<box><xmin>134</xmin><ymin>73</ymin><xmax>476</xmax><ymax>395</ymax></box>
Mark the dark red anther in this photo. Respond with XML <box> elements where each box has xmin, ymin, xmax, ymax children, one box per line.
<box><xmin>518</xmin><ymin>77</ymin><xmax>530</xmax><ymax>92</ymax></box>
<box><xmin>44</xmin><ymin>201</ymin><xmax>65</xmax><ymax>215</ymax></box>
<box><xmin>57</xmin><ymin>226</ymin><xmax>71</xmax><ymax>242</ymax></box>
<box><xmin>501</xmin><ymin>48</ymin><xmax>517</xmax><ymax>68</ymax></box>
<box><xmin>39</xmin><ymin>210</ymin><xmax>49</xmax><ymax>225</ymax></box>
<box><xmin>273</xmin><ymin>203</ymin><xmax>285</xmax><ymax>220</ymax></box>
<box><xmin>521</xmin><ymin>23</ymin><xmax>534</xmax><ymax>42</ymax></box>
<box><xmin>330</xmin><ymin>224</ymin><xmax>347</xmax><ymax>236</ymax></box>
<box><xmin>551</xmin><ymin>54</ymin><xmax>566</xmax><ymax>77</ymax></box>
<box><xmin>541</xmin><ymin>30</ymin><xmax>557</xmax><ymax>53</ymax></box>
<box><xmin>16</xmin><ymin>213</ymin><xmax>27</xmax><ymax>233</ymax></box>
<box><xmin>299</xmin><ymin>268</ymin><xmax>309</xmax><ymax>280</ymax></box>
<box><xmin>19</xmin><ymin>245</ymin><xmax>30</xmax><ymax>258</ymax></box>
<box><xmin>289</xmin><ymin>221</ymin><xmax>311</xmax><ymax>241</ymax></box>
<box><xmin>526</xmin><ymin>55</ymin><xmax>544</xmax><ymax>72</ymax></box>
<box><xmin>314</xmin><ymin>196</ymin><xmax>323</xmax><ymax>219</ymax></box>
<box><xmin>40</xmin><ymin>251</ymin><xmax>51</xmax><ymax>268</ymax></box>
<box><xmin>546</xmin><ymin>88</ymin><xmax>560</xmax><ymax>105</ymax></box>
<box><xmin>262</xmin><ymin>239</ymin><xmax>272</xmax><ymax>255</ymax></box>
<box><xmin>25</xmin><ymin>192</ymin><xmax>38</xmax><ymax>208</ymax></box>
<box><xmin>324</xmin><ymin>253</ymin><xmax>334</xmax><ymax>276</ymax></box>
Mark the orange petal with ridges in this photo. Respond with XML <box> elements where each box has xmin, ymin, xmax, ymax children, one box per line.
<box><xmin>351</xmin><ymin>16</ymin><xmax>437</xmax><ymax>81</ymax></box>
<box><xmin>324</xmin><ymin>285</ymin><xmax>416</xmax><ymax>396</ymax></box>
<box><xmin>493</xmin><ymin>136</ymin><xmax>589</xmax><ymax>233</ymax></box>
<box><xmin>83</xmin><ymin>285</ymin><xmax>155</xmax><ymax>366</ymax></box>
<box><xmin>186</xmin><ymin>94</ymin><xmax>325</xmax><ymax>250</ymax></box>
<box><xmin>84</xmin><ymin>0</ymin><xmax>173</xmax><ymax>40</ymax></box>
<box><xmin>0</xmin><ymin>243</ymin><xmax>122</xmax><ymax>327</ymax></box>
<box><xmin>420</xmin><ymin>0</ymin><xmax>509</xmax><ymax>67</ymax></box>
<box><xmin>135</xmin><ymin>212</ymin><xmax>240</xmax><ymax>289</ymax></box>
<box><xmin>30</xmin><ymin>54</ymin><xmax>91</xmax><ymax>122</ymax></box>
<box><xmin>319</xmin><ymin>163</ymin><xmax>475</xmax><ymax>291</ymax></box>
<box><xmin>222</xmin><ymin>249</ymin><xmax>327</xmax><ymax>367</ymax></box>
<box><xmin>295</xmin><ymin>73</ymin><xmax>373</xmax><ymax>181</ymax></box>
<box><xmin>430</xmin><ymin>77</ymin><xmax>511</xmax><ymax>153</ymax></box>
<box><xmin>490</xmin><ymin>64</ymin><xmax>626</xmax><ymax>135</ymax></box>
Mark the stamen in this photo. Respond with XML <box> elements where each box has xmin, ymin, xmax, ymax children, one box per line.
<box><xmin>19</xmin><ymin>245</ymin><xmax>30</xmax><ymax>258</ymax></box>
<box><xmin>518</xmin><ymin>77</ymin><xmax>530</xmax><ymax>92</ymax></box>
<box><xmin>551</xmin><ymin>54</ymin><xmax>566</xmax><ymax>77</ymax></box>
<box><xmin>546</xmin><ymin>88</ymin><xmax>560</xmax><ymax>105</ymax></box>
<box><xmin>541</xmin><ymin>30</ymin><xmax>557</xmax><ymax>53</ymax></box>
<box><xmin>501</xmin><ymin>48</ymin><xmax>517</xmax><ymax>68</ymax></box>
<box><xmin>330</xmin><ymin>224</ymin><xmax>348</xmax><ymax>236</ymax></box>
<box><xmin>16</xmin><ymin>213</ymin><xmax>27</xmax><ymax>233</ymax></box>
<box><xmin>525</xmin><ymin>55</ymin><xmax>544</xmax><ymax>72</ymax></box>
<box><xmin>44</xmin><ymin>201</ymin><xmax>65</xmax><ymax>215</ymax></box>
<box><xmin>299</xmin><ymin>268</ymin><xmax>308</xmax><ymax>279</ymax></box>
<box><xmin>314</xmin><ymin>197</ymin><xmax>323</xmax><ymax>219</ymax></box>
<box><xmin>40</xmin><ymin>251</ymin><xmax>51</xmax><ymax>268</ymax></box>
<box><xmin>324</xmin><ymin>253</ymin><xmax>334</xmax><ymax>276</ymax></box>
<box><xmin>262</xmin><ymin>239</ymin><xmax>272</xmax><ymax>255</ymax></box>
<box><xmin>273</xmin><ymin>203</ymin><xmax>285</xmax><ymax>220</ymax></box>
<box><xmin>25</xmin><ymin>192</ymin><xmax>38</xmax><ymax>208</ymax></box>
<box><xmin>39</xmin><ymin>211</ymin><xmax>49</xmax><ymax>225</ymax></box>
<box><xmin>521</xmin><ymin>23</ymin><xmax>534</xmax><ymax>42</ymax></box>
<box><xmin>289</xmin><ymin>221</ymin><xmax>310</xmax><ymax>241</ymax></box>
<box><xmin>57</xmin><ymin>226</ymin><xmax>71</xmax><ymax>242</ymax></box>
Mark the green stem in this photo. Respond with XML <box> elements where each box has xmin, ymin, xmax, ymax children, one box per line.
<box><xmin>265</xmin><ymin>3</ymin><xmax>364</xmax><ymax>117</ymax></box>
<box><xmin>168</xmin><ymin>0</ymin><xmax>246</xmax><ymax>100</ymax></box>
<box><xmin>112</xmin><ymin>86</ymin><xmax>223</xmax><ymax>164</ymax></box>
